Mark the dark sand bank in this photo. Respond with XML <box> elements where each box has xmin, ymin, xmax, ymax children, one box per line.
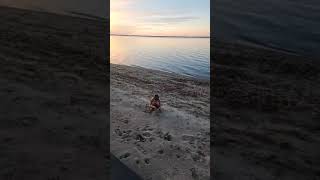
<box><xmin>212</xmin><ymin>40</ymin><xmax>320</xmax><ymax>179</ymax></box>
<box><xmin>0</xmin><ymin>6</ymin><xmax>108</xmax><ymax>179</ymax></box>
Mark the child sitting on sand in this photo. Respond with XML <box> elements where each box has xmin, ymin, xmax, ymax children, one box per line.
<box><xmin>146</xmin><ymin>94</ymin><xmax>161</xmax><ymax>113</ymax></box>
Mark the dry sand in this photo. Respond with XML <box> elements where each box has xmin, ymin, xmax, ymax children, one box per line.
<box><xmin>212</xmin><ymin>40</ymin><xmax>320</xmax><ymax>180</ymax></box>
<box><xmin>0</xmin><ymin>6</ymin><xmax>109</xmax><ymax>180</ymax></box>
<box><xmin>110</xmin><ymin>64</ymin><xmax>210</xmax><ymax>180</ymax></box>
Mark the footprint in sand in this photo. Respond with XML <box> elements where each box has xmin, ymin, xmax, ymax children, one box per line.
<box><xmin>158</xmin><ymin>149</ymin><xmax>164</xmax><ymax>154</ymax></box>
<box><xmin>134</xmin><ymin>158</ymin><xmax>140</xmax><ymax>164</ymax></box>
<box><xmin>142</xmin><ymin>125</ymin><xmax>154</xmax><ymax>131</ymax></box>
<box><xmin>144</xmin><ymin>158</ymin><xmax>150</xmax><ymax>165</ymax></box>
<box><xmin>142</xmin><ymin>132</ymin><xmax>152</xmax><ymax>137</ymax></box>
<box><xmin>115</xmin><ymin>128</ymin><xmax>122</xmax><ymax>136</ymax></box>
<box><xmin>182</xmin><ymin>135</ymin><xmax>198</xmax><ymax>144</ymax></box>
<box><xmin>136</xmin><ymin>134</ymin><xmax>146</xmax><ymax>142</ymax></box>
<box><xmin>191</xmin><ymin>153</ymin><xmax>201</xmax><ymax>162</ymax></box>
<box><xmin>163</xmin><ymin>132</ymin><xmax>173</xmax><ymax>141</ymax></box>
<box><xmin>119</xmin><ymin>152</ymin><xmax>131</xmax><ymax>159</ymax></box>
<box><xmin>134</xmin><ymin>143</ymin><xmax>147</xmax><ymax>154</ymax></box>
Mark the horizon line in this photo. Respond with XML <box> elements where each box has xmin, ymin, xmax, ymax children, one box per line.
<box><xmin>110</xmin><ymin>34</ymin><xmax>210</xmax><ymax>39</ymax></box>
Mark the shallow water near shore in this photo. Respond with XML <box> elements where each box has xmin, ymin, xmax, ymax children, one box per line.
<box><xmin>111</xmin><ymin>35</ymin><xmax>210</xmax><ymax>80</ymax></box>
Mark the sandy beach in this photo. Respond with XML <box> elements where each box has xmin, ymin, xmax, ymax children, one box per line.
<box><xmin>212</xmin><ymin>40</ymin><xmax>320</xmax><ymax>180</ymax></box>
<box><xmin>1</xmin><ymin>5</ymin><xmax>319</xmax><ymax>180</ymax></box>
<box><xmin>0</xmin><ymin>6</ymin><xmax>109</xmax><ymax>179</ymax></box>
<box><xmin>110</xmin><ymin>64</ymin><xmax>210</xmax><ymax>180</ymax></box>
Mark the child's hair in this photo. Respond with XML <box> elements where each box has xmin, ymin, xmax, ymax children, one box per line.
<box><xmin>154</xmin><ymin>94</ymin><xmax>159</xmax><ymax>100</ymax></box>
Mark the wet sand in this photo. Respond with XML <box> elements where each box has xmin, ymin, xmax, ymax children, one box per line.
<box><xmin>0</xmin><ymin>6</ymin><xmax>108</xmax><ymax>179</ymax></box>
<box><xmin>110</xmin><ymin>64</ymin><xmax>210</xmax><ymax>180</ymax></box>
<box><xmin>212</xmin><ymin>40</ymin><xmax>320</xmax><ymax>180</ymax></box>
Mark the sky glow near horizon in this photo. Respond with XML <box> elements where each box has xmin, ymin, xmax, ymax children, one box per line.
<box><xmin>111</xmin><ymin>0</ymin><xmax>210</xmax><ymax>37</ymax></box>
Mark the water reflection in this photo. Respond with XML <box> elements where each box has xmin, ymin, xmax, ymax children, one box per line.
<box><xmin>110</xmin><ymin>35</ymin><xmax>210</xmax><ymax>79</ymax></box>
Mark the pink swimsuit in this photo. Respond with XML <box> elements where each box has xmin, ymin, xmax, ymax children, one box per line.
<box><xmin>151</xmin><ymin>100</ymin><xmax>160</xmax><ymax>108</ymax></box>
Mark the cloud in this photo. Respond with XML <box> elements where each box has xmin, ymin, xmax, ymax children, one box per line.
<box><xmin>110</xmin><ymin>0</ymin><xmax>209</xmax><ymax>36</ymax></box>
<box><xmin>143</xmin><ymin>15</ymin><xmax>200</xmax><ymax>24</ymax></box>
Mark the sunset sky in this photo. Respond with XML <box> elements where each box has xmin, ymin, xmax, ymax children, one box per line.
<box><xmin>111</xmin><ymin>0</ymin><xmax>210</xmax><ymax>37</ymax></box>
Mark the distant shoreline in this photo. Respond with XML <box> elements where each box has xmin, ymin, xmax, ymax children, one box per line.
<box><xmin>110</xmin><ymin>34</ymin><xmax>210</xmax><ymax>39</ymax></box>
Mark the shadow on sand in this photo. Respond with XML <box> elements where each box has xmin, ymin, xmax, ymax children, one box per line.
<box><xmin>111</xmin><ymin>154</ymin><xmax>142</xmax><ymax>180</ymax></box>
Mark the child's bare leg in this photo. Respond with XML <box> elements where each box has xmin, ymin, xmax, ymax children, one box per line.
<box><xmin>149</xmin><ymin>105</ymin><xmax>156</xmax><ymax>113</ymax></box>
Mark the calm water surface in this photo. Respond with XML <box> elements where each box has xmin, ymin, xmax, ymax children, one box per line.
<box><xmin>111</xmin><ymin>35</ymin><xmax>210</xmax><ymax>79</ymax></box>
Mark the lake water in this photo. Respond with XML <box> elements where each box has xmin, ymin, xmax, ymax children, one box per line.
<box><xmin>111</xmin><ymin>35</ymin><xmax>210</xmax><ymax>80</ymax></box>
